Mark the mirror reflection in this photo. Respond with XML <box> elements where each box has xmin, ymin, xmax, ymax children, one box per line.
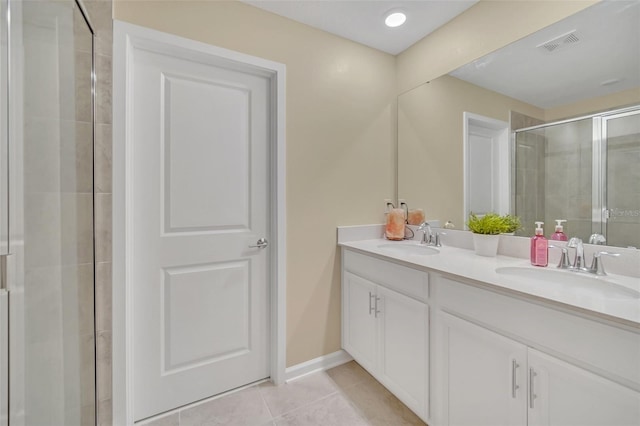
<box><xmin>514</xmin><ymin>107</ymin><xmax>640</xmax><ymax>248</ymax></box>
<box><xmin>397</xmin><ymin>0</ymin><xmax>640</xmax><ymax>248</ymax></box>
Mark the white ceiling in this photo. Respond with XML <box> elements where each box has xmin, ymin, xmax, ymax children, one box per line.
<box><xmin>241</xmin><ymin>0</ymin><xmax>479</xmax><ymax>55</ymax></box>
<box><xmin>449</xmin><ymin>1</ymin><xmax>640</xmax><ymax>109</ymax></box>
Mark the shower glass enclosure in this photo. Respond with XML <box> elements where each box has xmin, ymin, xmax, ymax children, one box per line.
<box><xmin>514</xmin><ymin>106</ymin><xmax>640</xmax><ymax>248</ymax></box>
<box><xmin>1</xmin><ymin>0</ymin><xmax>96</xmax><ymax>425</ymax></box>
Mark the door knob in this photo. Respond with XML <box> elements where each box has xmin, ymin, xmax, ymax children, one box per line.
<box><xmin>249</xmin><ymin>238</ymin><xmax>269</xmax><ymax>249</ymax></box>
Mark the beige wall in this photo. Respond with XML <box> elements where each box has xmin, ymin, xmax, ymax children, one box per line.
<box><xmin>398</xmin><ymin>75</ymin><xmax>544</xmax><ymax>228</ymax></box>
<box><xmin>110</xmin><ymin>0</ymin><xmax>609</xmax><ymax>375</ymax></box>
<box><xmin>113</xmin><ymin>0</ymin><xmax>397</xmax><ymax>367</ymax></box>
<box><xmin>397</xmin><ymin>0</ymin><xmax>597</xmax><ymax>94</ymax></box>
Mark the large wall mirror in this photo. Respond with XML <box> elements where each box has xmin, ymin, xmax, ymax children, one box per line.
<box><xmin>398</xmin><ymin>0</ymin><xmax>640</xmax><ymax>248</ymax></box>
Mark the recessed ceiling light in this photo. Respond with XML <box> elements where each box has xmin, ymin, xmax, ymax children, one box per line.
<box><xmin>385</xmin><ymin>11</ymin><xmax>406</xmax><ymax>28</ymax></box>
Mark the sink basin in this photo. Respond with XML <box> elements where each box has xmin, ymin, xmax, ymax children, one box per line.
<box><xmin>377</xmin><ymin>243</ymin><xmax>439</xmax><ymax>256</ymax></box>
<box><xmin>495</xmin><ymin>267</ymin><xmax>640</xmax><ymax>299</ymax></box>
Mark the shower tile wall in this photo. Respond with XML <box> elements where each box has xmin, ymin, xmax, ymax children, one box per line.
<box><xmin>514</xmin><ymin>129</ymin><xmax>546</xmax><ymax>237</ymax></box>
<box><xmin>21</xmin><ymin>2</ymin><xmax>95</xmax><ymax>424</ymax></box>
<box><xmin>543</xmin><ymin>119</ymin><xmax>593</xmax><ymax>240</ymax></box>
<box><xmin>511</xmin><ymin>111</ymin><xmax>545</xmax><ymax>237</ymax></box>
<box><xmin>82</xmin><ymin>0</ymin><xmax>113</xmax><ymax>424</ymax></box>
<box><xmin>513</xmin><ymin>111</ymin><xmax>594</xmax><ymax>240</ymax></box>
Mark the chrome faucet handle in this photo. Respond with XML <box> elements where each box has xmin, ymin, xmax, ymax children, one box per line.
<box><xmin>589</xmin><ymin>251</ymin><xmax>620</xmax><ymax>276</ymax></box>
<box><xmin>549</xmin><ymin>245</ymin><xmax>571</xmax><ymax>269</ymax></box>
<box><xmin>589</xmin><ymin>233</ymin><xmax>607</xmax><ymax>245</ymax></box>
<box><xmin>417</xmin><ymin>222</ymin><xmax>443</xmax><ymax>246</ymax></box>
<box><xmin>567</xmin><ymin>237</ymin><xmax>586</xmax><ymax>270</ymax></box>
<box><xmin>417</xmin><ymin>222</ymin><xmax>433</xmax><ymax>245</ymax></box>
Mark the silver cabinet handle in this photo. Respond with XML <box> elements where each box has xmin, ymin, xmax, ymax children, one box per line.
<box><xmin>529</xmin><ymin>368</ymin><xmax>537</xmax><ymax>409</ymax></box>
<box><xmin>374</xmin><ymin>296</ymin><xmax>381</xmax><ymax>318</ymax></box>
<box><xmin>512</xmin><ymin>360</ymin><xmax>520</xmax><ymax>398</ymax></box>
<box><xmin>368</xmin><ymin>292</ymin><xmax>375</xmax><ymax>315</ymax></box>
<box><xmin>249</xmin><ymin>238</ymin><xmax>269</xmax><ymax>248</ymax></box>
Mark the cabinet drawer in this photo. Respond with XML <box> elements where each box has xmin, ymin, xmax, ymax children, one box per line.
<box><xmin>343</xmin><ymin>250</ymin><xmax>428</xmax><ymax>302</ymax></box>
<box><xmin>436</xmin><ymin>275</ymin><xmax>640</xmax><ymax>389</ymax></box>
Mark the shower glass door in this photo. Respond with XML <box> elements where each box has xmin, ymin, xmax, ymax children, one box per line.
<box><xmin>7</xmin><ymin>0</ymin><xmax>96</xmax><ymax>425</ymax></box>
<box><xmin>514</xmin><ymin>118</ymin><xmax>593</xmax><ymax>238</ymax></box>
<box><xmin>514</xmin><ymin>106</ymin><xmax>640</xmax><ymax>249</ymax></box>
<box><xmin>603</xmin><ymin>110</ymin><xmax>640</xmax><ymax>248</ymax></box>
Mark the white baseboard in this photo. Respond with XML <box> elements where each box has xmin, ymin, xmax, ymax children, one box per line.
<box><xmin>285</xmin><ymin>350</ymin><xmax>353</xmax><ymax>382</ymax></box>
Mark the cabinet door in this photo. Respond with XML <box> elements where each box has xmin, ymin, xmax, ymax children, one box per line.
<box><xmin>528</xmin><ymin>348</ymin><xmax>640</xmax><ymax>426</ymax></box>
<box><xmin>342</xmin><ymin>272</ymin><xmax>377</xmax><ymax>371</ymax></box>
<box><xmin>377</xmin><ymin>285</ymin><xmax>428</xmax><ymax>418</ymax></box>
<box><xmin>440</xmin><ymin>312</ymin><xmax>527</xmax><ymax>426</ymax></box>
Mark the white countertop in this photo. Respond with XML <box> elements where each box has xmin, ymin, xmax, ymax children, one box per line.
<box><xmin>339</xmin><ymin>238</ymin><xmax>640</xmax><ymax>328</ymax></box>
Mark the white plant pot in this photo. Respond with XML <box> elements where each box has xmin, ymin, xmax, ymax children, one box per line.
<box><xmin>473</xmin><ymin>233</ymin><xmax>500</xmax><ymax>257</ymax></box>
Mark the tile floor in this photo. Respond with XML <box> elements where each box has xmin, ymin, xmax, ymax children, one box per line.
<box><xmin>140</xmin><ymin>361</ymin><xmax>427</xmax><ymax>426</ymax></box>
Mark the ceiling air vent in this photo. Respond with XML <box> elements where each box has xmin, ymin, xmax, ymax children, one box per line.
<box><xmin>536</xmin><ymin>30</ymin><xmax>581</xmax><ymax>53</ymax></box>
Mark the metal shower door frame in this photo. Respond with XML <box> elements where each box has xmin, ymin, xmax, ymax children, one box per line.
<box><xmin>599</xmin><ymin>107</ymin><xmax>640</xmax><ymax>246</ymax></box>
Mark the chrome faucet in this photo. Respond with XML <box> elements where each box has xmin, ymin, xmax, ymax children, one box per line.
<box><xmin>417</xmin><ymin>222</ymin><xmax>432</xmax><ymax>244</ymax></box>
<box><xmin>565</xmin><ymin>237</ymin><xmax>620</xmax><ymax>275</ymax></box>
<box><xmin>417</xmin><ymin>222</ymin><xmax>441</xmax><ymax>247</ymax></box>
<box><xmin>589</xmin><ymin>233</ymin><xmax>606</xmax><ymax>245</ymax></box>
<box><xmin>567</xmin><ymin>237</ymin><xmax>587</xmax><ymax>270</ymax></box>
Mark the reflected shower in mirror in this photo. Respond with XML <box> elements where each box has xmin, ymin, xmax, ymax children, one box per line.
<box><xmin>515</xmin><ymin>107</ymin><xmax>640</xmax><ymax>248</ymax></box>
<box><xmin>397</xmin><ymin>0</ymin><xmax>640</xmax><ymax>248</ymax></box>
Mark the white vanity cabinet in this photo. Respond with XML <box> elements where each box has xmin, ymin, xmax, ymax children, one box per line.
<box><xmin>342</xmin><ymin>250</ymin><xmax>429</xmax><ymax>420</ymax></box>
<box><xmin>527</xmin><ymin>348</ymin><xmax>640</xmax><ymax>426</ymax></box>
<box><xmin>376</xmin><ymin>284</ymin><xmax>428</xmax><ymax>413</ymax></box>
<box><xmin>440</xmin><ymin>312</ymin><xmax>527</xmax><ymax>426</ymax></box>
<box><xmin>440</xmin><ymin>312</ymin><xmax>640</xmax><ymax>426</ymax></box>
<box><xmin>339</xmin><ymin>243</ymin><xmax>640</xmax><ymax>426</ymax></box>
<box><xmin>342</xmin><ymin>272</ymin><xmax>377</xmax><ymax>372</ymax></box>
<box><xmin>435</xmin><ymin>275</ymin><xmax>640</xmax><ymax>426</ymax></box>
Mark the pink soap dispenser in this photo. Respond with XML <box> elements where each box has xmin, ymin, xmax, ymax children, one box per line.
<box><xmin>531</xmin><ymin>221</ymin><xmax>548</xmax><ymax>267</ymax></box>
<box><xmin>551</xmin><ymin>219</ymin><xmax>568</xmax><ymax>241</ymax></box>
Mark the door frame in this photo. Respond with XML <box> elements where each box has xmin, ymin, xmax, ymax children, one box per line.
<box><xmin>112</xmin><ymin>20</ymin><xmax>287</xmax><ymax>425</ymax></box>
<box><xmin>462</xmin><ymin>112</ymin><xmax>510</xmax><ymax>225</ymax></box>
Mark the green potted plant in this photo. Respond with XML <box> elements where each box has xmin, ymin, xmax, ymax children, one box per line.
<box><xmin>467</xmin><ymin>212</ymin><xmax>520</xmax><ymax>256</ymax></box>
<box><xmin>503</xmin><ymin>214</ymin><xmax>522</xmax><ymax>235</ymax></box>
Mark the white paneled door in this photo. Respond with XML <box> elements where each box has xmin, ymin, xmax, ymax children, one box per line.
<box><xmin>129</xmin><ymin>33</ymin><xmax>273</xmax><ymax>421</ymax></box>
